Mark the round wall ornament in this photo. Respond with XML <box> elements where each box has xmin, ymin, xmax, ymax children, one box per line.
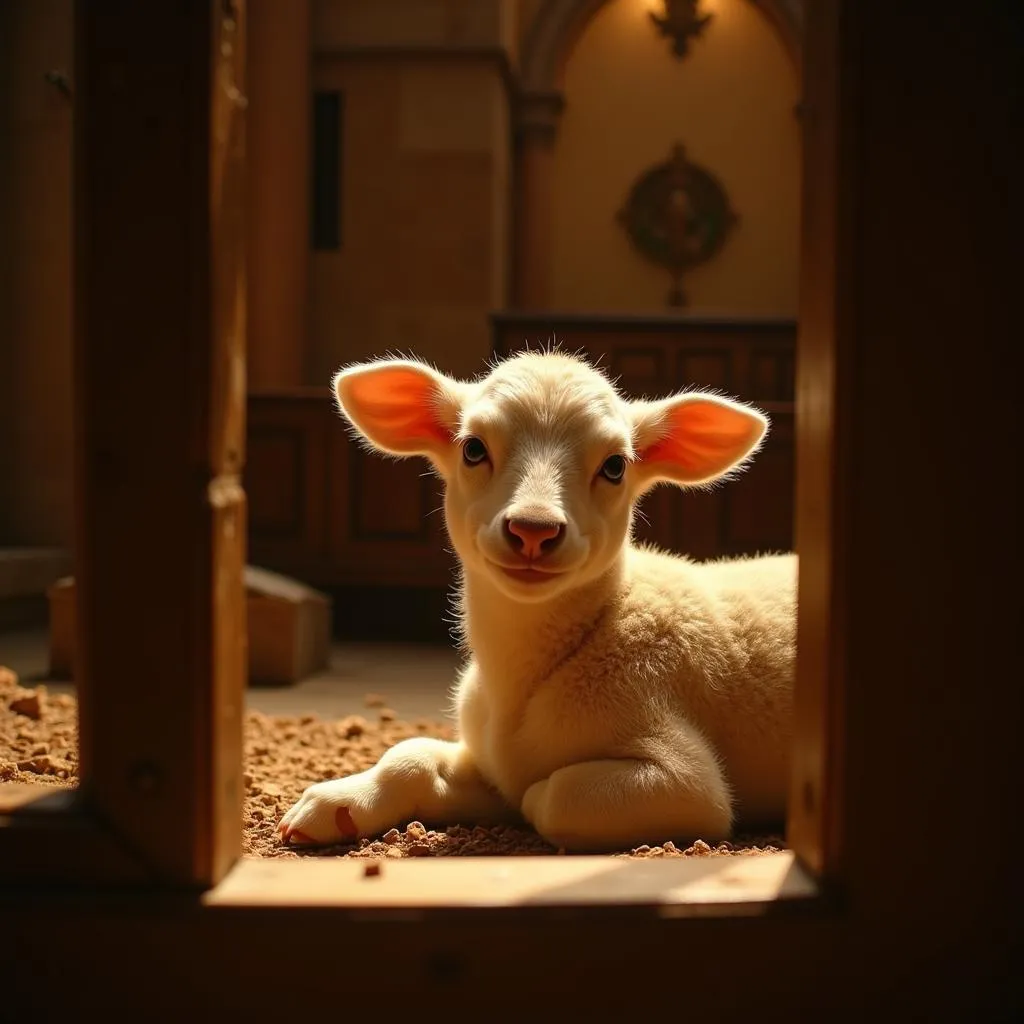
<box><xmin>617</xmin><ymin>142</ymin><xmax>738</xmax><ymax>306</ymax></box>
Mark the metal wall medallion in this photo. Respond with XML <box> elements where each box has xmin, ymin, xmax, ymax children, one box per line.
<box><xmin>617</xmin><ymin>143</ymin><xmax>737</xmax><ymax>307</ymax></box>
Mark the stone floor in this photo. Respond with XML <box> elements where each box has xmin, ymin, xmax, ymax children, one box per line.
<box><xmin>0</xmin><ymin>627</ymin><xmax>458</xmax><ymax>722</ymax></box>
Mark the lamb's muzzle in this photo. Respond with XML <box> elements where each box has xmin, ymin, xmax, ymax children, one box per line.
<box><xmin>503</xmin><ymin>516</ymin><xmax>566</xmax><ymax>559</ymax></box>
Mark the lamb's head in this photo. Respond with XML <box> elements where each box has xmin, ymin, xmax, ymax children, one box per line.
<box><xmin>333</xmin><ymin>351</ymin><xmax>768</xmax><ymax>603</ymax></box>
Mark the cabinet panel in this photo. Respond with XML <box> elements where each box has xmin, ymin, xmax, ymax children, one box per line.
<box><xmin>327</xmin><ymin>425</ymin><xmax>454</xmax><ymax>588</ymax></box>
<box><xmin>246</xmin><ymin>393</ymin><xmax>329</xmax><ymax>573</ymax></box>
<box><xmin>721</xmin><ymin>407</ymin><xmax>795</xmax><ymax>555</ymax></box>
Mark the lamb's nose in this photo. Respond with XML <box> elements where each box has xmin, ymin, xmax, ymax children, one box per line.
<box><xmin>504</xmin><ymin>518</ymin><xmax>565</xmax><ymax>559</ymax></box>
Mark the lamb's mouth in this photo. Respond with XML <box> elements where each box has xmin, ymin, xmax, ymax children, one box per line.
<box><xmin>490</xmin><ymin>562</ymin><xmax>565</xmax><ymax>584</ymax></box>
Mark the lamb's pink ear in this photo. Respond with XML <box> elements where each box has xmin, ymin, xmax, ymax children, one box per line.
<box><xmin>631</xmin><ymin>393</ymin><xmax>768</xmax><ymax>488</ymax></box>
<box><xmin>332</xmin><ymin>359</ymin><xmax>464</xmax><ymax>458</ymax></box>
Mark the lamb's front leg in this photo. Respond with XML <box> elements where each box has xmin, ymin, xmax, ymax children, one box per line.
<box><xmin>521</xmin><ymin>733</ymin><xmax>733</xmax><ymax>852</ymax></box>
<box><xmin>278</xmin><ymin>738</ymin><xmax>513</xmax><ymax>846</ymax></box>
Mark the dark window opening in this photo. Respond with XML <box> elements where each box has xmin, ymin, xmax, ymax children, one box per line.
<box><xmin>311</xmin><ymin>91</ymin><xmax>342</xmax><ymax>250</ymax></box>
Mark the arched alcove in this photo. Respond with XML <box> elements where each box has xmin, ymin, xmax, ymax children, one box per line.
<box><xmin>512</xmin><ymin>0</ymin><xmax>803</xmax><ymax>309</ymax></box>
<box><xmin>520</xmin><ymin>0</ymin><xmax>802</xmax><ymax>95</ymax></box>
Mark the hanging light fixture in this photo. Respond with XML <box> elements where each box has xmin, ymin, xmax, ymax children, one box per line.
<box><xmin>649</xmin><ymin>0</ymin><xmax>714</xmax><ymax>59</ymax></box>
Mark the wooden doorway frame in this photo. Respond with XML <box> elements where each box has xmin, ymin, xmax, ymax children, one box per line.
<box><xmin>2</xmin><ymin>0</ymin><xmax>1018</xmax><ymax>1013</ymax></box>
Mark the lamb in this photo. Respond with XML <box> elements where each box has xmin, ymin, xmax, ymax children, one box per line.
<box><xmin>278</xmin><ymin>349</ymin><xmax>796</xmax><ymax>852</ymax></box>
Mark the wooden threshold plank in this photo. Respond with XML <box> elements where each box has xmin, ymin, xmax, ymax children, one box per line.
<box><xmin>0</xmin><ymin>781</ymin><xmax>63</xmax><ymax>814</ymax></box>
<box><xmin>206</xmin><ymin>850</ymin><xmax>817</xmax><ymax>913</ymax></box>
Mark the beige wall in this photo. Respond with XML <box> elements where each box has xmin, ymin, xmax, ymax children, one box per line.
<box><xmin>549</xmin><ymin>0</ymin><xmax>800</xmax><ymax>314</ymax></box>
<box><xmin>0</xmin><ymin>0</ymin><xmax>75</xmax><ymax>547</ymax></box>
<box><xmin>307</xmin><ymin>57</ymin><xmax>510</xmax><ymax>382</ymax></box>
<box><xmin>307</xmin><ymin>0</ymin><xmax>513</xmax><ymax>382</ymax></box>
<box><xmin>313</xmin><ymin>0</ymin><xmax>506</xmax><ymax>49</ymax></box>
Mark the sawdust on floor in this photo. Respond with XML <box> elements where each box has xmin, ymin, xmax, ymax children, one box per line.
<box><xmin>0</xmin><ymin>666</ymin><xmax>784</xmax><ymax>860</ymax></box>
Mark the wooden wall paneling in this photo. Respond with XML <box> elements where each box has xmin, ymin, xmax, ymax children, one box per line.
<box><xmin>246</xmin><ymin>392</ymin><xmax>329</xmax><ymax>573</ymax></box>
<box><xmin>669</xmin><ymin>340</ymin><xmax>732</xmax><ymax>559</ymax></box>
<box><xmin>603</xmin><ymin>344</ymin><xmax>676</xmax><ymax>553</ymax></box>
<box><xmin>676</xmin><ymin>344</ymin><xmax>735</xmax><ymax>394</ymax></box>
<box><xmin>351</xmin><ymin>451</ymin><xmax>436</xmax><ymax>542</ymax></box>
<box><xmin>718</xmin><ymin>404</ymin><xmax>795</xmax><ymax>556</ymax></box>
<box><xmin>603</xmin><ymin>344</ymin><xmax>668</xmax><ymax>394</ymax></box>
<box><xmin>671</xmin><ymin>491</ymin><xmax>720</xmax><ymax>561</ymax></box>
<box><xmin>750</xmin><ymin>343</ymin><xmax>796</xmax><ymax>402</ymax></box>
<box><xmin>327</xmin><ymin>418</ymin><xmax>453</xmax><ymax>588</ymax></box>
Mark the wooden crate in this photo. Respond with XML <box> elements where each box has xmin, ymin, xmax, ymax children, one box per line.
<box><xmin>48</xmin><ymin>566</ymin><xmax>332</xmax><ymax>686</ymax></box>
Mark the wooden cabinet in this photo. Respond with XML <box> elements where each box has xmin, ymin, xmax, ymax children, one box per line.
<box><xmin>246</xmin><ymin>314</ymin><xmax>796</xmax><ymax>594</ymax></box>
<box><xmin>246</xmin><ymin>390</ymin><xmax>331</xmax><ymax>578</ymax></box>
<box><xmin>246</xmin><ymin>388</ymin><xmax>453</xmax><ymax>590</ymax></box>
<box><xmin>325</xmin><ymin>422</ymin><xmax>454</xmax><ymax>588</ymax></box>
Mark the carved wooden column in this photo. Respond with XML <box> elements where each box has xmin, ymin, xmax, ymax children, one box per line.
<box><xmin>246</xmin><ymin>0</ymin><xmax>310</xmax><ymax>387</ymax></box>
<box><xmin>512</xmin><ymin>91</ymin><xmax>564</xmax><ymax>309</ymax></box>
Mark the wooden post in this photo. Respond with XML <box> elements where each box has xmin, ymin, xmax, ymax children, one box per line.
<box><xmin>72</xmin><ymin>0</ymin><xmax>248</xmax><ymax>885</ymax></box>
<box><xmin>786</xmin><ymin>0</ymin><xmax>848</xmax><ymax>880</ymax></box>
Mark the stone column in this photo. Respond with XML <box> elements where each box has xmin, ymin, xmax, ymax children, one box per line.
<box><xmin>512</xmin><ymin>91</ymin><xmax>564</xmax><ymax>309</ymax></box>
<box><xmin>246</xmin><ymin>0</ymin><xmax>311</xmax><ymax>388</ymax></box>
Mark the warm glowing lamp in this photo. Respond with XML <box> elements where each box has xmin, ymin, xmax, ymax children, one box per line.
<box><xmin>648</xmin><ymin>0</ymin><xmax>714</xmax><ymax>59</ymax></box>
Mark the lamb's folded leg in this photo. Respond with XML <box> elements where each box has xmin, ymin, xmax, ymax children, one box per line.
<box><xmin>520</xmin><ymin>732</ymin><xmax>733</xmax><ymax>852</ymax></box>
<box><xmin>279</xmin><ymin>738</ymin><xmax>515</xmax><ymax>846</ymax></box>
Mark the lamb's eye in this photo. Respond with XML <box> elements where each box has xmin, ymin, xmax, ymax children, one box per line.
<box><xmin>599</xmin><ymin>454</ymin><xmax>627</xmax><ymax>484</ymax></box>
<box><xmin>462</xmin><ymin>436</ymin><xmax>489</xmax><ymax>466</ymax></box>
